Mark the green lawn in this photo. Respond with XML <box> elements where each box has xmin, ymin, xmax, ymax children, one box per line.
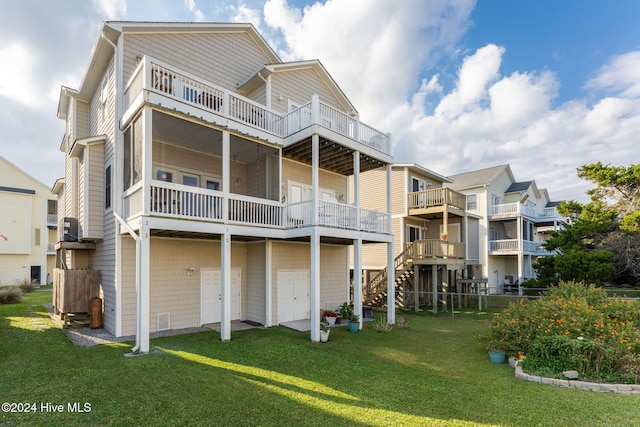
<box><xmin>1</xmin><ymin>290</ymin><xmax>639</xmax><ymax>426</ymax></box>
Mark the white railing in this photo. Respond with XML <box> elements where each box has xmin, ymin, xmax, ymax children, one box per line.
<box><xmin>318</xmin><ymin>199</ymin><xmax>357</xmax><ymax>229</ymax></box>
<box><xmin>150</xmin><ymin>181</ymin><xmax>223</xmax><ymax>220</ymax></box>
<box><xmin>490</xmin><ymin>203</ymin><xmax>563</xmax><ymax>222</ymax></box>
<box><xmin>145</xmin><ymin>182</ymin><xmax>389</xmax><ymax>233</ymax></box>
<box><xmin>360</xmin><ymin>208</ymin><xmax>389</xmax><ymax>233</ymax></box>
<box><xmin>228</xmin><ymin>194</ymin><xmax>282</xmax><ymax>227</ymax></box>
<box><xmin>490</xmin><ymin>239</ymin><xmax>552</xmax><ymax>254</ymax></box>
<box><xmin>490</xmin><ymin>239</ymin><xmax>519</xmax><ymax>252</ymax></box>
<box><xmin>283</xmin><ymin>200</ymin><xmax>312</xmax><ymax>228</ymax></box>
<box><xmin>123</xmin><ymin>57</ymin><xmax>391</xmax><ymax>155</ymax></box>
<box><xmin>490</xmin><ymin>203</ymin><xmax>519</xmax><ymax>216</ymax></box>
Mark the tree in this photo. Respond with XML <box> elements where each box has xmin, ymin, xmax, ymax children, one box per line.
<box><xmin>533</xmin><ymin>163</ymin><xmax>639</xmax><ymax>287</ymax></box>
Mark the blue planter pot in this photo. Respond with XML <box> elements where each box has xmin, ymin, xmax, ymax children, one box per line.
<box><xmin>348</xmin><ymin>321</ymin><xmax>360</xmax><ymax>333</ymax></box>
<box><xmin>488</xmin><ymin>351</ymin><xmax>506</xmax><ymax>364</ymax></box>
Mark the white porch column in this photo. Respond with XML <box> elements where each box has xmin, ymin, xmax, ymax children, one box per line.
<box><xmin>310</xmin><ymin>133</ymin><xmax>320</xmax><ymax>342</ymax></box>
<box><xmin>265</xmin><ymin>239</ymin><xmax>272</xmax><ymax>327</ymax></box>
<box><xmin>386</xmin><ymin>164</ymin><xmax>395</xmax><ymax>324</ymax></box>
<box><xmin>222</xmin><ymin>131</ymin><xmax>230</xmax><ymax>223</ymax></box>
<box><xmin>139</xmin><ymin>218</ymin><xmax>150</xmax><ymax>353</ymax></box>
<box><xmin>353</xmin><ymin>150</ymin><xmax>360</xmax><ymax>228</ymax></box>
<box><xmin>310</xmin><ymin>228</ymin><xmax>320</xmax><ymax>342</ymax></box>
<box><xmin>220</xmin><ymin>231</ymin><xmax>231</xmax><ymax>341</ymax></box>
<box><xmin>517</xmin><ymin>216</ymin><xmax>523</xmax><ymax>296</ymax></box>
<box><xmin>353</xmin><ymin>238</ymin><xmax>363</xmax><ymax>330</ymax></box>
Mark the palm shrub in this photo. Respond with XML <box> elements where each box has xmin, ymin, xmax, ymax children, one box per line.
<box><xmin>484</xmin><ymin>281</ymin><xmax>640</xmax><ymax>383</ymax></box>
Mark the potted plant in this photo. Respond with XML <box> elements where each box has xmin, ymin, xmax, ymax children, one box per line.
<box><xmin>320</xmin><ymin>322</ymin><xmax>331</xmax><ymax>342</ymax></box>
<box><xmin>348</xmin><ymin>314</ymin><xmax>360</xmax><ymax>333</ymax></box>
<box><xmin>338</xmin><ymin>302</ymin><xmax>353</xmax><ymax>325</ymax></box>
<box><xmin>323</xmin><ymin>310</ymin><xmax>338</xmax><ymax>326</ymax></box>
<box><xmin>487</xmin><ymin>344</ymin><xmax>506</xmax><ymax>364</ymax></box>
<box><xmin>440</xmin><ymin>232</ymin><xmax>448</xmax><ymax>241</ymax></box>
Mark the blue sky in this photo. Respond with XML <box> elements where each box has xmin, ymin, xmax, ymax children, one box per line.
<box><xmin>1</xmin><ymin>0</ymin><xmax>639</xmax><ymax>202</ymax></box>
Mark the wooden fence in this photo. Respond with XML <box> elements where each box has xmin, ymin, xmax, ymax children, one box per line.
<box><xmin>53</xmin><ymin>268</ymin><xmax>101</xmax><ymax>314</ymax></box>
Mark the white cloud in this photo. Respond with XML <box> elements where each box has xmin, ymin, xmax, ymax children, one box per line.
<box><xmin>231</xmin><ymin>3</ymin><xmax>262</xmax><ymax>31</ymax></box>
<box><xmin>184</xmin><ymin>0</ymin><xmax>206</xmax><ymax>22</ymax></box>
<box><xmin>0</xmin><ymin>43</ymin><xmax>40</xmax><ymax>108</ymax></box>
<box><xmin>395</xmin><ymin>46</ymin><xmax>640</xmax><ymax>202</ymax></box>
<box><xmin>92</xmin><ymin>0</ymin><xmax>126</xmax><ymax>20</ymax></box>
<box><xmin>585</xmin><ymin>51</ymin><xmax>640</xmax><ymax>98</ymax></box>
<box><xmin>263</xmin><ymin>0</ymin><xmax>475</xmax><ymax>120</ymax></box>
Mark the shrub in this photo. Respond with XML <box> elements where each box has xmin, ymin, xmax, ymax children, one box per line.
<box><xmin>0</xmin><ymin>287</ymin><xmax>23</xmax><ymax>304</ymax></box>
<box><xmin>20</xmin><ymin>283</ymin><xmax>35</xmax><ymax>293</ymax></box>
<box><xmin>483</xmin><ymin>281</ymin><xmax>640</xmax><ymax>383</ymax></box>
<box><xmin>373</xmin><ymin>315</ymin><xmax>392</xmax><ymax>333</ymax></box>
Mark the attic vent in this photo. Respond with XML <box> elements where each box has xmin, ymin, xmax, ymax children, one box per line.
<box><xmin>157</xmin><ymin>313</ymin><xmax>170</xmax><ymax>331</ymax></box>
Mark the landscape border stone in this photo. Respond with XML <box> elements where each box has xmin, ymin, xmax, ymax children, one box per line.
<box><xmin>515</xmin><ymin>366</ymin><xmax>640</xmax><ymax>394</ymax></box>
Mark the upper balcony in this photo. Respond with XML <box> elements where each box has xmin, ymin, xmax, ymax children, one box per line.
<box><xmin>489</xmin><ymin>239</ymin><xmax>555</xmax><ymax>256</ymax></box>
<box><xmin>123</xmin><ymin>56</ymin><xmax>392</xmax><ymax>163</ymax></box>
<box><xmin>407</xmin><ymin>187</ymin><xmax>467</xmax><ymax>218</ymax></box>
<box><xmin>489</xmin><ymin>203</ymin><xmax>564</xmax><ymax>223</ymax></box>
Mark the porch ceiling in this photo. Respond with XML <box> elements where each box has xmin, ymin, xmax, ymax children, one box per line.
<box><xmin>283</xmin><ymin>137</ymin><xmax>386</xmax><ymax>175</ymax></box>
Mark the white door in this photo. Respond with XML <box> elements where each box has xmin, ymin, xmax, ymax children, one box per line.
<box><xmin>201</xmin><ymin>268</ymin><xmax>241</xmax><ymax>324</ymax></box>
<box><xmin>277</xmin><ymin>270</ymin><xmax>310</xmax><ymax>323</ymax></box>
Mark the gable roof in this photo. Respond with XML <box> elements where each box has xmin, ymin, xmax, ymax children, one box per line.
<box><xmin>238</xmin><ymin>60</ymin><xmax>357</xmax><ymax>115</ymax></box>
<box><xmin>447</xmin><ymin>164</ymin><xmax>514</xmax><ymax>190</ymax></box>
<box><xmin>58</xmin><ymin>21</ymin><xmax>281</xmax><ymax>117</ymax></box>
<box><xmin>0</xmin><ymin>155</ymin><xmax>53</xmax><ymax>192</ymax></box>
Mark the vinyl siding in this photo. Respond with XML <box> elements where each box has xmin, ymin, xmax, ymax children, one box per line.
<box><xmin>122</xmin><ymin>32</ymin><xmax>272</xmax><ymax>94</ymax></box>
<box><xmin>246</xmin><ymin>241</ymin><xmax>266</xmax><ymax>324</ymax></box>
<box><xmin>271</xmin><ymin>67</ymin><xmax>346</xmax><ymax>114</ymax></box>
<box><xmin>281</xmin><ymin>158</ymin><xmax>348</xmax><ymax>197</ymax></box>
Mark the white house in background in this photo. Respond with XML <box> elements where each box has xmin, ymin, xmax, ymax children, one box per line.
<box><xmin>0</xmin><ymin>155</ymin><xmax>57</xmax><ymax>286</ymax></box>
<box><xmin>446</xmin><ymin>164</ymin><xmax>565</xmax><ymax>294</ymax></box>
<box><xmin>55</xmin><ymin>21</ymin><xmax>395</xmax><ymax>352</ymax></box>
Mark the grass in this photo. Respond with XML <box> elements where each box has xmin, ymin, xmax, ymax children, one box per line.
<box><xmin>1</xmin><ymin>290</ymin><xmax>639</xmax><ymax>426</ymax></box>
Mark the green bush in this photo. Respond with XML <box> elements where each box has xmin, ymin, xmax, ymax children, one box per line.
<box><xmin>0</xmin><ymin>287</ymin><xmax>23</xmax><ymax>304</ymax></box>
<box><xmin>19</xmin><ymin>283</ymin><xmax>35</xmax><ymax>293</ymax></box>
<box><xmin>483</xmin><ymin>281</ymin><xmax>640</xmax><ymax>383</ymax></box>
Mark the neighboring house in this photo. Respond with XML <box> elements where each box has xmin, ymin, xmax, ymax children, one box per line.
<box><xmin>0</xmin><ymin>155</ymin><xmax>57</xmax><ymax>286</ymax></box>
<box><xmin>355</xmin><ymin>164</ymin><xmax>468</xmax><ymax>311</ymax></box>
<box><xmin>55</xmin><ymin>22</ymin><xmax>395</xmax><ymax>352</ymax></box>
<box><xmin>446</xmin><ymin>164</ymin><xmax>565</xmax><ymax>294</ymax></box>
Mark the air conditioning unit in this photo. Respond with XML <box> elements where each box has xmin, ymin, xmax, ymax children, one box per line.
<box><xmin>63</xmin><ymin>217</ymin><xmax>78</xmax><ymax>242</ymax></box>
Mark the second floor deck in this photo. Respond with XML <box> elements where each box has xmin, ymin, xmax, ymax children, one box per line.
<box><xmin>123</xmin><ymin>180</ymin><xmax>390</xmax><ymax>236</ymax></box>
<box><xmin>489</xmin><ymin>239</ymin><xmax>554</xmax><ymax>256</ymax></box>
<box><xmin>490</xmin><ymin>203</ymin><xmax>564</xmax><ymax>223</ymax></box>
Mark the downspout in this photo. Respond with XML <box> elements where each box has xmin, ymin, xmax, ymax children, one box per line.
<box><xmin>114</xmin><ymin>212</ymin><xmax>142</xmax><ymax>352</ymax></box>
<box><xmin>102</xmin><ymin>29</ymin><xmax>131</xmax><ymax>342</ymax></box>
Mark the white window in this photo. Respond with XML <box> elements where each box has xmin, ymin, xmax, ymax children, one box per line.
<box><xmin>467</xmin><ymin>194</ymin><xmax>477</xmax><ymax>210</ymax></box>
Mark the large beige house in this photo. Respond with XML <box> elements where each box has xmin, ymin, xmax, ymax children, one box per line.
<box><xmin>0</xmin><ymin>155</ymin><xmax>57</xmax><ymax>286</ymax></box>
<box><xmin>54</xmin><ymin>22</ymin><xmax>395</xmax><ymax>352</ymax></box>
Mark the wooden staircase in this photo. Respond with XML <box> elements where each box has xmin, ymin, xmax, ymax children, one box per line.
<box><xmin>364</xmin><ymin>247</ymin><xmax>414</xmax><ymax>307</ymax></box>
